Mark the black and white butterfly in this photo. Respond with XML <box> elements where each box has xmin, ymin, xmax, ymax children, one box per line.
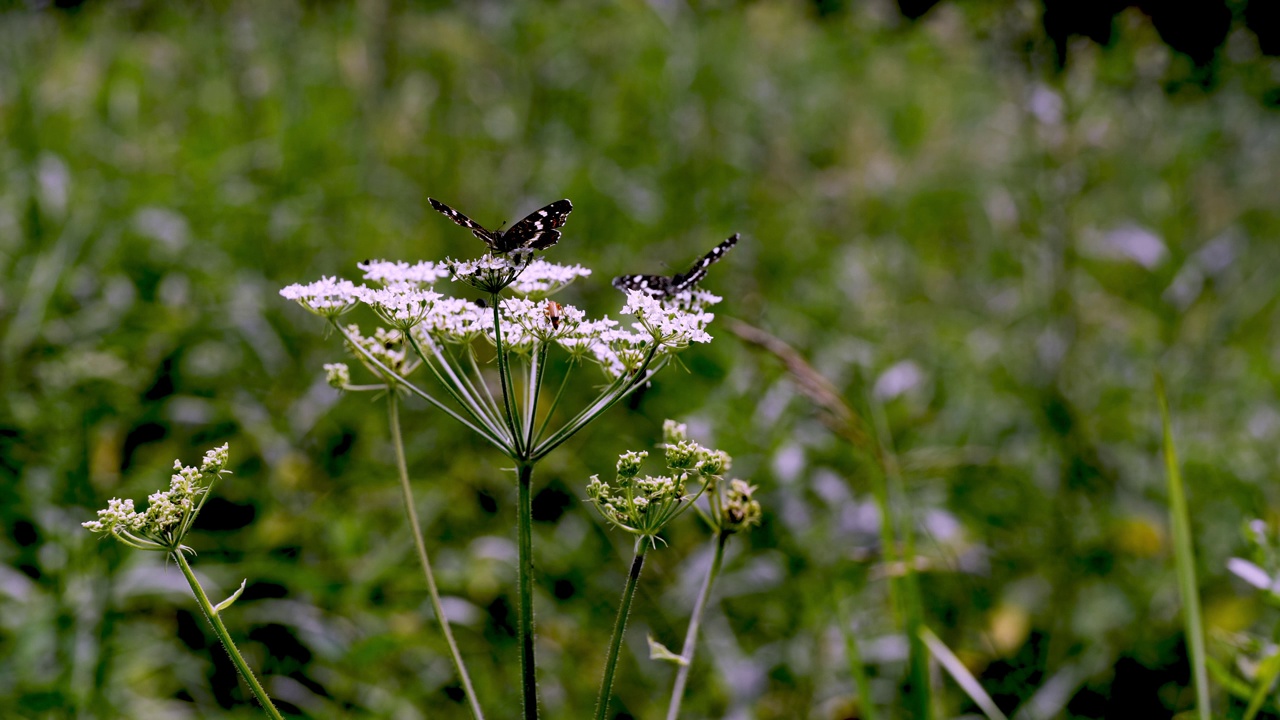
<box><xmin>612</xmin><ymin>233</ymin><xmax>740</xmax><ymax>298</ymax></box>
<box><xmin>429</xmin><ymin>198</ymin><xmax>573</xmax><ymax>254</ymax></box>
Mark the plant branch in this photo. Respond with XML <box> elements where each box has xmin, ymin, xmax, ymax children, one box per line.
<box><xmin>173</xmin><ymin>551</ymin><xmax>284</xmax><ymax>720</ymax></box>
<box><xmin>595</xmin><ymin>539</ymin><xmax>649</xmax><ymax>720</ymax></box>
<box><xmin>388</xmin><ymin>393</ymin><xmax>485</xmax><ymax>720</ymax></box>
<box><xmin>665</xmin><ymin>532</ymin><xmax>728</xmax><ymax>720</ymax></box>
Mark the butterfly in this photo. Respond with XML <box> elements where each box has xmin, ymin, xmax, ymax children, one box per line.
<box><xmin>612</xmin><ymin>233</ymin><xmax>740</xmax><ymax>298</ymax></box>
<box><xmin>429</xmin><ymin>198</ymin><xmax>573</xmax><ymax>254</ymax></box>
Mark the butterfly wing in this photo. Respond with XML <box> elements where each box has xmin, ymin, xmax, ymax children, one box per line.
<box><xmin>496</xmin><ymin>199</ymin><xmax>574</xmax><ymax>252</ymax></box>
<box><xmin>612</xmin><ymin>274</ymin><xmax>673</xmax><ymax>297</ymax></box>
<box><xmin>429</xmin><ymin>198</ymin><xmax>501</xmax><ymax>250</ymax></box>
<box><xmin>670</xmin><ymin>233</ymin><xmax>740</xmax><ymax>292</ymax></box>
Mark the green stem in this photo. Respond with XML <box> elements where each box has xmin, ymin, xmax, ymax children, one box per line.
<box><xmin>869</xmin><ymin>397</ymin><xmax>931</xmax><ymax>720</ymax></box>
<box><xmin>532</xmin><ymin>350</ymin><xmax>666</xmax><ymax>462</ymax></box>
<box><xmin>835</xmin><ymin>580</ymin><xmax>877</xmax><ymax>720</ymax></box>
<box><xmin>517</xmin><ymin>462</ymin><xmax>539</xmax><ymax>720</ymax></box>
<box><xmin>332</xmin><ymin>321</ymin><xmax>509</xmax><ymax>451</ymax></box>
<box><xmin>172</xmin><ymin>551</ymin><xmax>284</xmax><ymax>720</ymax></box>
<box><xmin>533</xmin><ymin>357</ymin><xmax>575</xmax><ymax>445</ymax></box>
<box><xmin>596</xmin><ymin>539</ymin><xmax>649</xmax><ymax>720</ymax></box>
<box><xmin>492</xmin><ymin>296</ymin><xmax>524</xmax><ymax>456</ymax></box>
<box><xmin>665</xmin><ymin>532</ymin><xmax>728</xmax><ymax>720</ymax></box>
<box><xmin>388</xmin><ymin>394</ymin><xmax>485</xmax><ymax>720</ymax></box>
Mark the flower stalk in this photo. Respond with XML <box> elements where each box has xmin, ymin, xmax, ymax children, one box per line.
<box><xmin>388</xmin><ymin>392</ymin><xmax>485</xmax><ymax>720</ymax></box>
<box><xmin>665</xmin><ymin>531</ymin><xmax>728</xmax><ymax>720</ymax></box>
<box><xmin>595</xmin><ymin>538</ymin><xmax>649</xmax><ymax>720</ymax></box>
<box><xmin>173</xmin><ymin>550</ymin><xmax>284</xmax><ymax>720</ymax></box>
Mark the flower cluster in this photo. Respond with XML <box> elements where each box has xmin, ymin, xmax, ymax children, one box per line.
<box><xmin>281</xmin><ymin>254</ymin><xmax>721</xmax><ymax>382</ymax></box>
<box><xmin>83</xmin><ymin>445</ymin><xmax>231</xmax><ymax>551</ymax></box>
<box><xmin>621</xmin><ymin>290</ymin><xmax>715</xmax><ymax>347</ymax></box>
<box><xmin>587</xmin><ymin>420</ymin><xmax>744</xmax><ymax>541</ymax></box>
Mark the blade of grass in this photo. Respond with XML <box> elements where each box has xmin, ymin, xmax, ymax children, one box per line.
<box><xmin>836</xmin><ymin>582</ymin><xmax>877</xmax><ymax>720</ymax></box>
<box><xmin>1156</xmin><ymin>374</ymin><xmax>1210</xmax><ymax>720</ymax></box>
<box><xmin>1242</xmin><ymin>648</ymin><xmax>1280</xmax><ymax>720</ymax></box>
<box><xmin>919</xmin><ymin>626</ymin><xmax>1008</xmax><ymax>720</ymax></box>
<box><xmin>869</xmin><ymin>397</ymin><xmax>932</xmax><ymax>720</ymax></box>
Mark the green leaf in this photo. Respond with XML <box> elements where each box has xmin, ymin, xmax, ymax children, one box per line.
<box><xmin>214</xmin><ymin>579</ymin><xmax>247</xmax><ymax>615</ymax></box>
<box><xmin>647</xmin><ymin>635</ymin><xmax>688</xmax><ymax>666</ymax></box>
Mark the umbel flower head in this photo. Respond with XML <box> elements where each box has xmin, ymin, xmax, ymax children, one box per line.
<box><xmin>587</xmin><ymin>420</ymin><xmax>740</xmax><ymax>542</ymax></box>
<box><xmin>83</xmin><ymin>444</ymin><xmax>231</xmax><ymax>552</ymax></box>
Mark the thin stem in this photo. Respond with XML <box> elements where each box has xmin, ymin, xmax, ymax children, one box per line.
<box><xmin>836</xmin><ymin>584</ymin><xmax>877</xmax><ymax>720</ymax></box>
<box><xmin>492</xmin><ymin>297</ymin><xmax>524</xmax><ymax>457</ymax></box>
<box><xmin>172</xmin><ymin>551</ymin><xmax>284</xmax><ymax>720</ymax></box>
<box><xmin>407</xmin><ymin>332</ymin><xmax>509</xmax><ymax>444</ymax></box>
<box><xmin>388</xmin><ymin>394</ymin><xmax>485</xmax><ymax>720</ymax></box>
<box><xmin>532</xmin><ymin>353</ymin><xmax>667</xmax><ymax>463</ymax></box>
<box><xmin>595</xmin><ymin>539</ymin><xmax>649</xmax><ymax>720</ymax></box>
<box><xmin>466</xmin><ymin>345</ymin><xmax>503</xmax><ymax>418</ymax></box>
<box><xmin>533</xmin><ymin>357</ymin><xmax>575</xmax><ymax>445</ymax></box>
<box><xmin>517</xmin><ymin>462</ymin><xmax>539</xmax><ymax>720</ymax></box>
<box><xmin>445</xmin><ymin>343</ymin><xmax>506</xmax><ymax>432</ymax></box>
<box><xmin>665</xmin><ymin>532</ymin><xmax>728</xmax><ymax>720</ymax></box>
<box><xmin>332</xmin><ymin>322</ymin><xmax>509</xmax><ymax>452</ymax></box>
<box><xmin>523</xmin><ymin>343</ymin><xmax>547</xmax><ymax>451</ymax></box>
<box><xmin>869</xmin><ymin>398</ymin><xmax>932</xmax><ymax>720</ymax></box>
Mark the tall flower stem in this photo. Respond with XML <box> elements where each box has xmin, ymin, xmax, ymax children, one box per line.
<box><xmin>517</xmin><ymin>462</ymin><xmax>539</xmax><ymax>720</ymax></box>
<box><xmin>595</xmin><ymin>538</ymin><xmax>650</xmax><ymax>720</ymax></box>
<box><xmin>172</xmin><ymin>550</ymin><xmax>284</xmax><ymax>720</ymax></box>
<box><xmin>388</xmin><ymin>393</ymin><xmax>485</xmax><ymax>720</ymax></box>
<box><xmin>665</xmin><ymin>532</ymin><xmax>728</xmax><ymax>720</ymax></box>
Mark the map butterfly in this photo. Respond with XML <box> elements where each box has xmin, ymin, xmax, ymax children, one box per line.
<box><xmin>612</xmin><ymin>233</ymin><xmax>740</xmax><ymax>298</ymax></box>
<box><xmin>429</xmin><ymin>198</ymin><xmax>573</xmax><ymax>254</ymax></box>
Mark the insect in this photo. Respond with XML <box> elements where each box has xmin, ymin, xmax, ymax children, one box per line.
<box><xmin>611</xmin><ymin>233</ymin><xmax>740</xmax><ymax>298</ymax></box>
<box><xmin>428</xmin><ymin>198</ymin><xmax>573</xmax><ymax>254</ymax></box>
<box><xmin>544</xmin><ymin>300</ymin><xmax>563</xmax><ymax>329</ymax></box>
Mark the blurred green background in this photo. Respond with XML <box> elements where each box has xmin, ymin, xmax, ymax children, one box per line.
<box><xmin>4</xmin><ymin>1</ymin><xmax>1280</xmax><ymax>718</ymax></box>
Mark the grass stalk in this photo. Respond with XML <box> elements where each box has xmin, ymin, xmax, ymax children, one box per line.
<box><xmin>836</xmin><ymin>582</ymin><xmax>877</xmax><ymax>720</ymax></box>
<box><xmin>1156</xmin><ymin>375</ymin><xmax>1211</xmax><ymax>720</ymax></box>
<box><xmin>919</xmin><ymin>626</ymin><xmax>1007</xmax><ymax>720</ymax></box>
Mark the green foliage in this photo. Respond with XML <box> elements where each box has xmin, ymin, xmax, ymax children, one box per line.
<box><xmin>4</xmin><ymin>2</ymin><xmax>1280</xmax><ymax>718</ymax></box>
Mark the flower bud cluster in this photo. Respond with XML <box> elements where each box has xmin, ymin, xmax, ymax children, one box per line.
<box><xmin>83</xmin><ymin>445</ymin><xmax>231</xmax><ymax>551</ymax></box>
<box><xmin>587</xmin><ymin>421</ymin><xmax>747</xmax><ymax>542</ymax></box>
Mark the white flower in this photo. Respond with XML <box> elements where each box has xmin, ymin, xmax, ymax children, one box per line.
<box><xmin>500</xmin><ymin>298</ymin><xmax>586</xmax><ymax>342</ymax></box>
<box><xmin>358</xmin><ymin>259</ymin><xmax>451</xmax><ymax>286</ymax></box>
<box><xmin>508</xmin><ymin>259</ymin><xmax>593</xmax><ymax>297</ymax></box>
<box><xmin>620</xmin><ymin>290</ymin><xmax>714</xmax><ymax>348</ymax></box>
<box><xmin>358</xmin><ymin>283</ymin><xmax>442</xmax><ymax>330</ymax></box>
<box><xmin>446</xmin><ymin>252</ymin><xmax>532</xmax><ymax>294</ymax></box>
<box><xmin>415</xmin><ymin>298</ymin><xmax>489</xmax><ymax>344</ymax></box>
<box><xmin>279</xmin><ymin>277</ymin><xmax>362</xmax><ymax>318</ymax></box>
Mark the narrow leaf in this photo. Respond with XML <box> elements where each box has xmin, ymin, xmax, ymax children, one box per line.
<box><xmin>648</xmin><ymin>635</ymin><xmax>689</xmax><ymax>666</ymax></box>
<box><xmin>919</xmin><ymin>625</ymin><xmax>1009</xmax><ymax>720</ymax></box>
<box><xmin>1156</xmin><ymin>374</ymin><xmax>1211</xmax><ymax>720</ymax></box>
<box><xmin>214</xmin><ymin>578</ymin><xmax>247</xmax><ymax>614</ymax></box>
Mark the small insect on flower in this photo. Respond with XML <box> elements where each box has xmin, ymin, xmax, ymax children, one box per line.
<box><xmin>544</xmin><ymin>300</ymin><xmax>563</xmax><ymax>329</ymax></box>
